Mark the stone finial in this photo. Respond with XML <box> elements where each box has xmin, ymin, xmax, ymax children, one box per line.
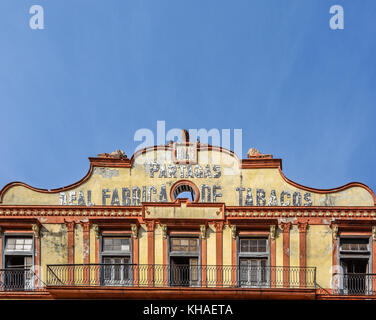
<box><xmin>97</xmin><ymin>149</ymin><xmax>128</xmax><ymax>160</ymax></box>
<box><xmin>247</xmin><ymin>148</ymin><xmax>262</xmax><ymax>158</ymax></box>
<box><xmin>247</xmin><ymin>147</ymin><xmax>273</xmax><ymax>159</ymax></box>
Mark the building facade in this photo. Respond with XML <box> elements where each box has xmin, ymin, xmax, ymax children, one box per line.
<box><xmin>0</xmin><ymin>136</ymin><xmax>375</xmax><ymax>299</ymax></box>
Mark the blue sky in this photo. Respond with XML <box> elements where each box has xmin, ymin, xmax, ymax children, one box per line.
<box><xmin>0</xmin><ymin>0</ymin><xmax>375</xmax><ymax>194</ymax></box>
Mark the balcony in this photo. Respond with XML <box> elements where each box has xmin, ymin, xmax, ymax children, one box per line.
<box><xmin>332</xmin><ymin>273</ymin><xmax>376</xmax><ymax>296</ymax></box>
<box><xmin>46</xmin><ymin>264</ymin><xmax>316</xmax><ymax>289</ymax></box>
<box><xmin>0</xmin><ymin>268</ymin><xmax>43</xmax><ymax>291</ymax></box>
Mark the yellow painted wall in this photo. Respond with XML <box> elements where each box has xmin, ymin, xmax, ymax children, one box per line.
<box><xmin>275</xmin><ymin>227</ymin><xmax>283</xmax><ymax>287</ymax></box>
<box><xmin>223</xmin><ymin>224</ymin><xmax>231</xmax><ymax>266</ymax></box>
<box><xmin>90</xmin><ymin>227</ymin><xmax>96</xmax><ymax>264</ymax></box>
<box><xmin>222</xmin><ymin>224</ymin><xmax>232</xmax><ymax>287</ymax></box>
<box><xmin>306</xmin><ymin>225</ymin><xmax>332</xmax><ymax>288</ymax></box>
<box><xmin>139</xmin><ymin>224</ymin><xmax>148</xmax><ymax>265</ymax></box>
<box><xmin>207</xmin><ymin>224</ymin><xmax>216</xmax><ymax>286</ymax></box>
<box><xmin>289</xmin><ymin>225</ymin><xmax>300</xmax><ymax>288</ymax></box>
<box><xmin>275</xmin><ymin>227</ymin><xmax>283</xmax><ymax>267</ymax></box>
<box><xmin>74</xmin><ymin>224</ymin><xmax>83</xmax><ymax>264</ymax></box>
<box><xmin>290</xmin><ymin>225</ymin><xmax>299</xmax><ymax>267</ymax></box>
<box><xmin>40</xmin><ymin>224</ymin><xmax>68</xmax><ymax>282</ymax></box>
<box><xmin>154</xmin><ymin>225</ymin><xmax>163</xmax><ymax>286</ymax></box>
<box><xmin>138</xmin><ymin>224</ymin><xmax>148</xmax><ymax>286</ymax></box>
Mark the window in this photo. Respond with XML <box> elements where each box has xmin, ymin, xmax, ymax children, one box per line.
<box><xmin>170</xmin><ymin>181</ymin><xmax>199</xmax><ymax>203</ymax></box>
<box><xmin>240</xmin><ymin>239</ymin><xmax>267</xmax><ymax>253</ymax></box>
<box><xmin>340</xmin><ymin>238</ymin><xmax>369</xmax><ymax>253</ymax></box>
<box><xmin>339</xmin><ymin>238</ymin><xmax>371</xmax><ymax>295</ymax></box>
<box><xmin>5</xmin><ymin>238</ymin><xmax>33</xmax><ymax>252</ymax></box>
<box><xmin>103</xmin><ymin>257</ymin><xmax>131</xmax><ymax>284</ymax></box>
<box><xmin>101</xmin><ymin>236</ymin><xmax>132</xmax><ymax>286</ymax></box>
<box><xmin>238</xmin><ymin>237</ymin><xmax>269</xmax><ymax>287</ymax></box>
<box><xmin>171</xmin><ymin>238</ymin><xmax>199</xmax><ymax>253</ymax></box>
<box><xmin>240</xmin><ymin>258</ymin><xmax>268</xmax><ymax>286</ymax></box>
<box><xmin>103</xmin><ymin>238</ymin><xmax>130</xmax><ymax>253</ymax></box>
<box><xmin>169</xmin><ymin>237</ymin><xmax>200</xmax><ymax>287</ymax></box>
<box><xmin>3</xmin><ymin>236</ymin><xmax>34</xmax><ymax>291</ymax></box>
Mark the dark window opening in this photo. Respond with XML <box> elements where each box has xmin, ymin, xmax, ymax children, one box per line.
<box><xmin>339</xmin><ymin>238</ymin><xmax>371</xmax><ymax>295</ymax></box>
<box><xmin>170</xmin><ymin>257</ymin><xmax>199</xmax><ymax>287</ymax></box>
<box><xmin>169</xmin><ymin>237</ymin><xmax>200</xmax><ymax>287</ymax></box>
<box><xmin>173</xmin><ymin>184</ymin><xmax>195</xmax><ymax>202</ymax></box>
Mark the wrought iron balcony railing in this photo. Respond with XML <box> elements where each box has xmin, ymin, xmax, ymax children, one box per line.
<box><xmin>332</xmin><ymin>273</ymin><xmax>376</xmax><ymax>295</ymax></box>
<box><xmin>0</xmin><ymin>268</ymin><xmax>43</xmax><ymax>291</ymax></box>
<box><xmin>46</xmin><ymin>264</ymin><xmax>316</xmax><ymax>289</ymax></box>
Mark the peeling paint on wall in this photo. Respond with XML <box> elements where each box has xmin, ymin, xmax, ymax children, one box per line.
<box><xmin>93</xmin><ymin>167</ymin><xmax>120</xmax><ymax>178</ymax></box>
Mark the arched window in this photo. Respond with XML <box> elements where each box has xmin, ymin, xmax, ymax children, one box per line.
<box><xmin>170</xmin><ymin>180</ymin><xmax>199</xmax><ymax>203</ymax></box>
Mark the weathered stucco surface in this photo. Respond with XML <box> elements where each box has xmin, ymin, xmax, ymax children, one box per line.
<box><xmin>1</xmin><ymin>148</ymin><xmax>374</xmax><ymax>207</ymax></box>
<box><xmin>40</xmin><ymin>224</ymin><xmax>68</xmax><ymax>281</ymax></box>
<box><xmin>206</xmin><ymin>224</ymin><xmax>216</xmax><ymax>286</ymax></box>
<box><xmin>290</xmin><ymin>225</ymin><xmax>299</xmax><ymax>267</ymax></box>
<box><xmin>223</xmin><ymin>224</ymin><xmax>231</xmax><ymax>266</ymax></box>
<box><xmin>74</xmin><ymin>224</ymin><xmax>83</xmax><ymax>264</ymax></box>
<box><xmin>307</xmin><ymin>225</ymin><xmax>333</xmax><ymax>288</ymax></box>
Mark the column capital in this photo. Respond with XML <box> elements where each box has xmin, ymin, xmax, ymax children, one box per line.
<box><xmin>270</xmin><ymin>225</ymin><xmax>276</xmax><ymax>240</ymax></box>
<box><xmin>280</xmin><ymin>221</ymin><xmax>291</xmax><ymax>233</ymax></box>
<box><xmin>161</xmin><ymin>224</ymin><xmax>167</xmax><ymax>239</ymax></box>
<box><xmin>81</xmin><ymin>221</ymin><xmax>90</xmax><ymax>233</ymax></box>
<box><xmin>32</xmin><ymin>224</ymin><xmax>40</xmax><ymax>238</ymax></box>
<box><xmin>145</xmin><ymin>220</ymin><xmax>155</xmax><ymax>232</ymax></box>
<box><xmin>131</xmin><ymin>224</ymin><xmax>138</xmax><ymax>239</ymax></box>
<box><xmin>200</xmin><ymin>225</ymin><xmax>206</xmax><ymax>239</ymax></box>
<box><xmin>92</xmin><ymin>224</ymin><xmax>100</xmax><ymax>239</ymax></box>
<box><xmin>372</xmin><ymin>226</ymin><xmax>376</xmax><ymax>241</ymax></box>
<box><xmin>230</xmin><ymin>225</ymin><xmax>237</xmax><ymax>239</ymax></box>
<box><xmin>64</xmin><ymin>220</ymin><xmax>75</xmax><ymax>233</ymax></box>
<box><xmin>214</xmin><ymin>221</ymin><xmax>224</xmax><ymax>233</ymax></box>
<box><xmin>297</xmin><ymin>221</ymin><xmax>309</xmax><ymax>233</ymax></box>
<box><xmin>332</xmin><ymin>224</ymin><xmax>338</xmax><ymax>240</ymax></box>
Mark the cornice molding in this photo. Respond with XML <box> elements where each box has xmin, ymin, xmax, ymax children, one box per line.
<box><xmin>0</xmin><ymin>205</ymin><xmax>375</xmax><ymax>220</ymax></box>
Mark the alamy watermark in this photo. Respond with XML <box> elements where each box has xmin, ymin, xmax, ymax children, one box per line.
<box><xmin>29</xmin><ymin>5</ymin><xmax>44</xmax><ymax>30</ymax></box>
<box><xmin>28</xmin><ymin>4</ymin><xmax>344</xmax><ymax>31</ymax></box>
<box><xmin>329</xmin><ymin>5</ymin><xmax>344</xmax><ymax>30</ymax></box>
<box><xmin>133</xmin><ymin>121</ymin><xmax>243</xmax><ymax>176</ymax></box>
